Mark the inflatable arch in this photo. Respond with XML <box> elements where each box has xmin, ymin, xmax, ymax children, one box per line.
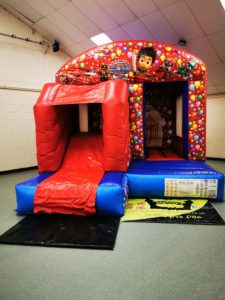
<box><xmin>56</xmin><ymin>40</ymin><xmax>207</xmax><ymax>161</ymax></box>
<box><xmin>16</xmin><ymin>40</ymin><xmax>224</xmax><ymax>216</ymax></box>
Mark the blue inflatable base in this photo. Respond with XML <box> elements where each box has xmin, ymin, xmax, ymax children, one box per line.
<box><xmin>16</xmin><ymin>173</ymin><xmax>52</xmax><ymax>214</ymax></box>
<box><xmin>96</xmin><ymin>172</ymin><xmax>128</xmax><ymax>216</ymax></box>
<box><xmin>127</xmin><ymin>161</ymin><xmax>224</xmax><ymax>201</ymax></box>
<box><xmin>15</xmin><ymin>161</ymin><xmax>224</xmax><ymax>216</ymax></box>
<box><xmin>16</xmin><ymin>172</ymin><xmax>128</xmax><ymax>217</ymax></box>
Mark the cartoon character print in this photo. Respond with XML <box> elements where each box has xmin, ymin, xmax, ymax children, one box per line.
<box><xmin>100</xmin><ymin>65</ymin><xmax>109</xmax><ymax>81</ymax></box>
<box><xmin>156</xmin><ymin>60</ymin><xmax>173</xmax><ymax>79</ymax></box>
<box><xmin>134</xmin><ymin>47</ymin><xmax>156</xmax><ymax>75</ymax></box>
<box><xmin>176</xmin><ymin>60</ymin><xmax>198</xmax><ymax>80</ymax></box>
<box><xmin>59</xmin><ymin>72</ymin><xmax>70</xmax><ymax>84</ymax></box>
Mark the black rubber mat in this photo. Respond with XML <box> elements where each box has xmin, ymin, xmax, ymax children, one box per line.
<box><xmin>0</xmin><ymin>214</ymin><xmax>120</xmax><ymax>250</ymax></box>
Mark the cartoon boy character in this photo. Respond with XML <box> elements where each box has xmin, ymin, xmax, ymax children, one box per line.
<box><xmin>136</xmin><ymin>47</ymin><xmax>156</xmax><ymax>74</ymax></box>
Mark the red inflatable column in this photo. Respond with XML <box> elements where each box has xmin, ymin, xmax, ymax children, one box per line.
<box><xmin>102</xmin><ymin>80</ymin><xmax>129</xmax><ymax>171</ymax></box>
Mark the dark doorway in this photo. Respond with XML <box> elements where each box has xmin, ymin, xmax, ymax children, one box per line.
<box><xmin>143</xmin><ymin>82</ymin><xmax>188</xmax><ymax>160</ymax></box>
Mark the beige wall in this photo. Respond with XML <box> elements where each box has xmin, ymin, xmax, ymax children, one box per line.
<box><xmin>0</xmin><ymin>7</ymin><xmax>70</xmax><ymax>171</ymax></box>
<box><xmin>206</xmin><ymin>95</ymin><xmax>225</xmax><ymax>159</ymax></box>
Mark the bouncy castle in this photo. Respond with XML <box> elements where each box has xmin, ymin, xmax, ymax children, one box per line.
<box><xmin>16</xmin><ymin>40</ymin><xmax>224</xmax><ymax>216</ymax></box>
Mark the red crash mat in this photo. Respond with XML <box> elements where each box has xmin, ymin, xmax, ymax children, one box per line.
<box><xmin>34</xmin><ymin>135</ymin><xmax>104</xmax><ymax>215</ymax></box>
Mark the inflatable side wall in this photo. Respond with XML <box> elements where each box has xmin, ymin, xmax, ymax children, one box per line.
<box><xmin>34</xmin><ymin>80</ymin><xmax>129</xmax><ymax>173</ymax></box>
<box><xmin>34</xmin><ymin>84</ymin><xmax>72</xmax><ymax>173</ymax></box>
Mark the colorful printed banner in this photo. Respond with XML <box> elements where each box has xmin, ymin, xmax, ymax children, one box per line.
<box><xmin>122</xmin><ymin>198</ymin><xmax>225</xmax><ymax>225</ymax></box>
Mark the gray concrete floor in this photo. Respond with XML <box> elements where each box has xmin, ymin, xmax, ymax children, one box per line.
<box><xmin>0</xmin><ymin>160</ymin><xmax>225</xmax><ymax>300</ymax></box>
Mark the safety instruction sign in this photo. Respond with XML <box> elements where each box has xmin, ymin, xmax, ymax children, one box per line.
<box><xmin>165</xmin><ymin>178</ymin><xmax>218</xmax><ymax>198</ymax></box>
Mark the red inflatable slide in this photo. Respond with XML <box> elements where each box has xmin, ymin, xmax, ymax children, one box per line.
<box><xmin>33</xmin><ymin>80</ymin><xmax>129</xmax><ymax>215</ymax></box>
<box><xmin>34</xmin><ymin>135</ymin><xmax>104</xmax><ymax>215</ymax></box>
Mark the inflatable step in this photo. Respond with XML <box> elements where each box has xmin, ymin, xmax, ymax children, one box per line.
<box><xmin>127</xmin><ymin>161</ymin><xmax>224</xmax><ymax>201</ymax></box>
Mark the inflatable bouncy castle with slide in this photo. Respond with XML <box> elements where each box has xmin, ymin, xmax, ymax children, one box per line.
<box><xmin>16</xmin><ymin>40</ymin><xmax>224</xmax><ymax>216</ymax></box>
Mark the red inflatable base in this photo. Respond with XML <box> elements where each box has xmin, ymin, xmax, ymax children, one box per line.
<box><xmin>146</xmin><ymin>148</ymin><xmax>185</xmax><ymax>161</ymax></box>
<box><xmin>34</xmin><ymin>135</ymin><xmax>104</xmax><ymax>215</ymax></box>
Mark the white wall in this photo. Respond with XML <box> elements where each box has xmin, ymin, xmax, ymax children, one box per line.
<box><xmin>0</xmin><ymin>7</ymin><xmax>70</xmax><ymax>171</ymax></box>
<box><xmin>207</xmin><ymin>95</ymin><xmax>225</xmax><ymax>159</ymax></box>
